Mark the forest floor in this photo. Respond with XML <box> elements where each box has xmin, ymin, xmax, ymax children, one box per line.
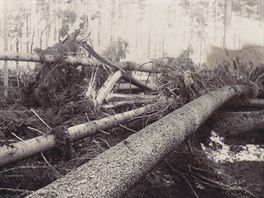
<box><xmin>0</xmin><ymin>89</ymin><xmax>263</xmax><ymax>197</ymax></box>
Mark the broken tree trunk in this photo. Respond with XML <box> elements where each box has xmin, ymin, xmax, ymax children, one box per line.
<box><xmin>117</xmin><ymin>82</ymin><xmax>157</xmax><ymax>91</ymax></box>
<box><xmin>96</xmin><ymin>70</ymin><xmax>122</xmax><ymax>106</ymax></box>
<box><xmin>101</xmin><ymin>94</ymin><xmax>157</xmax><ymax>109</ymax></box>
<box><xmin>0</xmin><ymin>52</ymin><xmax>156</xmax><ymax>73</ymax></box>
<box><xmin>0</xmin><ymin>102</ymin><xmax>168</xmax><ymax>167</ymax></box>
<box><xmin>105</xmin><ymin>93</ymin><xmax>157</xmax><ymax>102</ymax></box>
<box><xmin>102</xmin><ymin>100</ymin><xmax>154</xmax><ymax>109</ymax></box>
<box><xmin>79</xmin><ymin>42</ymin><xmax>154</xmax><ymax>91</ymax></box>
<box><xmin>26</xmin><ymin>85</ymin><xmax>251</xmax><ymax>198</ymax></box>
<box><xmin>226</xmin><ymin>98</ymin><xmax>264</xmax><ymax>109</ymax></box>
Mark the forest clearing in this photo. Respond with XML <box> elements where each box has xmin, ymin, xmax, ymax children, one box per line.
<box><xmin>0</xmin><ymin>0</ymin><xmax>264</xmax><ymax>197</ymax></box>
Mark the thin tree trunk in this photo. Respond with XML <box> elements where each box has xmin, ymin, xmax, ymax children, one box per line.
<box><xmin>117</xmin><ymin>83</ymin><xmax>157</xmax><ymax>91</ymax></box>
<box><xmin>223</xmin><ymin>0</ymin><xmax>232</xmax><ymax>49</ymax></box>
<box><xmin>97</xmin><ymin>0</ymin><xmax>101</xmax><ymax>48</ymax></box>
<box><xmin>3</xmin><ymin>0</ymin><xmax>9</xmax><ymax>97</ymax></box>
<box><xmin>0</xmin><ymin>52</ymin><xmax>158</xmax><ymax>73</ymax></box>
<box><xmin>106</xmin><ymin>93</ymin><xmax>156</xmax><ymax>103</ymax></box>
<box><xmin>102</xmin><ymin>100</ymin><xmax>154</xmax><ymax>109</ymax></box>
<box><xmin>214</xmin><ymin>0</ymin><xmax>218</xmax><ymax>41</ymax></box>
<box><xmin>16</xmin><ymin>39</ymin><xmax>20</xmax><ymax>88</ymax></box>
<box><xmin>0</xmin><ymin>102</ymin><xmax>167</xmax><ymax>167</ymax></box>
<box><xmin>26</xmin><ymin>85</ymin><xmax>250</xmax><ymax>198</ymax></box>
<box><xmin>147</xmin><ymin>3</ymin><xmax>151</xmax><ymax>59</ymax></box>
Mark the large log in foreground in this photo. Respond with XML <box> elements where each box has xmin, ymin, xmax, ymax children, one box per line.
<box><xmin>26</xmin><ymin>86</ymin><xmax>250</xmax><ymax>198</ymax></box>
<box><xmin>0</xmin><ymin>102</ymin><xmax>165</xmax><ymax>167</ymax></box>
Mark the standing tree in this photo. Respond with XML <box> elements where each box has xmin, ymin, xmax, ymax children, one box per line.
<box><xmin>223</xmin><ymin>0</ymin><xmax>232</xmax><ymax>49</ymax></box>
<box><xmin>3</xmin><ymin>0</ymin><xmax>9</xmax><ymax>97</ymax></box>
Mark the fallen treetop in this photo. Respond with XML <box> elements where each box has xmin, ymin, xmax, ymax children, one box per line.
<box><xmin>26</xmin><ymin>85</ymin><xmax>251</xmax><ymax>198</ymax></box>
<box><xmin>0</xmin><ymin>51</ymin><xmax>158</xmax><ymax>73</ymax></box>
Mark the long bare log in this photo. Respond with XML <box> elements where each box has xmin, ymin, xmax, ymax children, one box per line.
<box><xmin>0</xmin><ymin>102</ymin><xmax>167</xmax><ymax>167</ymax></box>
<box><xmin>106</xmin><ymin>93</ymin><xmax>157</xmax><ymax>102</ymax></box>
<box><xmin>117</xmin><ymin>83</ymin><xmax>157</xmax><ymax>91</ymax></box>
<box><xmin>102</xmin><ymin>100</ymin><xmax>154</xmax><ymax>109</ymax></box>
<box><xmin>0</xmin><ymin>51</ymin><xmax>154</xmax><ymax>91</ymax></box>
<box><xmin>102</xmin><ymin>94</ymin><xmax>157</xmax><ymax>109</ymax></box>
<box><xmin>0</xmin><ymin>51</ymin><xmax>156</xmax><ymax>72</ymax></box>
<box><xmin>26</xmin><ymin>85</ymin><xmax>250</xmax><ymax>198</ymax></box>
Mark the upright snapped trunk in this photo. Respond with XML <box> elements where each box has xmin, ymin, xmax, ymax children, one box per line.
<box><xmin>223</xmin><ymin>0</ymin><xmax>232</xmax><ymax>49</ymax></box>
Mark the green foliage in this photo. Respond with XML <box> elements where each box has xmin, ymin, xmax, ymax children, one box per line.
<box><xmin>102</xmin><ymin>37</ymin><xmax>129</xmax><ymax>62</ymax></box>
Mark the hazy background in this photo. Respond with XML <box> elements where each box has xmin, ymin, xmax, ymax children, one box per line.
<box><xmin>0</xmin><ymin>0</ymin><xmax>263</xmax><ymax>67</ymax></box>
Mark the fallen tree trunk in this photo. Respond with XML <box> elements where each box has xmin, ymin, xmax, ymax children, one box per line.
<box><xmin>0</xmin><ymin>52</ymin><xmax>156</xmax><ymax>73</ymax></box>
<box><xmin>212</xmin><ymin>110</ymin><xmax>264</xmax><ymax>137</ymax></box>
<box><xmin>26</xmin><ymin>85</ymin><xmax>250</xmax><ymax>198</ymax></box>
<box><xmin>102</xmin><ymin>100</ymin><xmax>155</xmax><ymax>109</ymax></box>
<box><xmin>226</xmin><ymin>98</ymin><xmax>264</xmax><ymax>109</ymax></box>
<box><xmin>117</xmin><ymin>82</ymin><xmax>157</xmax><ymax>91</ymax></box>
<box><xmin>106</xmin><ymin>93</ymin><xmax>157</xmax><ymax>102</ymax></box>
<box><xmin>0</xmin><ymin>52</ymin><xmax>154</xmax><ymax>91</ymax></box>
<box><xmin>102</xmin><ymin>94</ymin><xmax>157</xmax><ymax>109</ymax></box>
<box><xmin>0</xmin><ymin>102</ymin><xmax>168</xmax><ymax>167</ymax></box>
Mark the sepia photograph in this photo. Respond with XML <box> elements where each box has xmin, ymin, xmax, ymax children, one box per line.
<box><xmin>0</xmin><ymin>0</ymin><xmax>263</xmax><ymax>197</ymax></box>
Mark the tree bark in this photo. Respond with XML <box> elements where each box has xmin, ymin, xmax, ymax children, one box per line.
<box><xmin>26</xmin><ymin>86</ymin><xmax>250</xmax><ymax>198</ymax></box>
<box><xmin>102</xmin><ymin>100</ymin><xmax>154</xmax><ymax>109</ymax></box>
<box><xmin>0</xmin><ymin>52</ymin><xmax>157</xmax><ymax>73</ymax></box>
<box><xmin>3</xmin><ymin>0</ymin><xmax>9</xmax><ymax>97</ymax></box>
<box><xmin>106</xmin><ymin>93</ymin><xmax>156</xmax><ymax>103</ymax></box>
<box><xmin>212</xmin><ymin>110</ymin><xmax>264</xmax><ymax>137</ymax></box>
<box><xmin>0</xmin><ymin>102</ymin><xmax>167</xmax><ymax>167</ymax></box>
<box><xmin>117</xmin><ymin>82</ymin><xmax>157</xmax><ymax>91</ymax></box>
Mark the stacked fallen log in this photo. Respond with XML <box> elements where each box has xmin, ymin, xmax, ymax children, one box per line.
<box><xmin>0</xmin><ymin>101</ymin><xmax>170</xmax><ymax>167</ymax></box>
<box><xmin>26</xmin><ymin>85</ymin><xmax>251</xmax><ymax>198</ymax></box>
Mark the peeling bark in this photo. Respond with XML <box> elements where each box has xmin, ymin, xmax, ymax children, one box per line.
<box><xmin>96</xmin><ymin>71</ymin><xmax>123</xmax><ymax>106</ymax></box>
